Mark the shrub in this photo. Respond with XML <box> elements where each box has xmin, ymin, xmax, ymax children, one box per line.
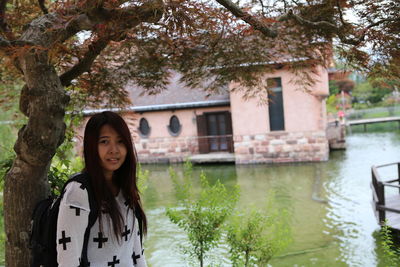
<box><xmin>166</xmin><ymin>161</ymin><xmax>239</xmax><ymax>267</ymax></box>
<box><xmin>380</xmin><ymin>223</ymin><xmax>400</xmax><ymax>267</ymax></box>
<box><xmin>226</xmin><ymin>192</ymin><xmax>292</xmax><ymax>266</ymax></box>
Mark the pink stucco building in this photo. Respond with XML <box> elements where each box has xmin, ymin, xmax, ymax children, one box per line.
<box><xmin>78</xmin><ymin>66</ymin><xmax>330</xmax><ymax>164</ymax></box>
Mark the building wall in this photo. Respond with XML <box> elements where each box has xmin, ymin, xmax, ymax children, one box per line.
<box><xmin>230</xmin><ymin>66</ymin><xmax>330</xmax><ymax>163</ymax></box>
<box><xmin>132</xmin><ymin>106</ymin><xmax>231</xmax><ymax>163</ymax></box>
<box><xmin>230</xmin><ymin>66</ymin><xmax>329</xmax><ymax>134</ymax></box>
<box><xmin>129</xmin><ymin>106</ymin><xmax>229</xmax><ymax>138</ymax></box>
<box><xmin>75</xmin><ymin>107</ymin><xmax>231</xmax><ymax>164</ymax></box>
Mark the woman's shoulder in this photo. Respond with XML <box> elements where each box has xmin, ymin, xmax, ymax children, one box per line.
<box><xmin>62</xmin><ymin>180</ymin><xmax>91</xmax><ymax>211</ymax></box>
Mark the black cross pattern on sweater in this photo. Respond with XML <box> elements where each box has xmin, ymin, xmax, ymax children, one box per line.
<box><xmin>93</xmin><ymin>232</ymin><xmax>108</xmax><ymax>248</ymax></box>
<box><xmin>58</xmin><ymin>230</ymin><xmax>71</xmax><ymax>250</ymax></box>
<box><xmin>70</xmin><ymin>205</ymin><xmax>81</xmax><ymax>216</ymax></box>
<box><xmin>132</xmin><ymin>252</ymin><xmax>141</xmax><ymax>264</ymax></box>
<box><xmin>108</xmin><ymin>255</ymin><xmax>120</xmax><ymax>267</ymax></box>
<box><xmin>122</xmin><ymin>225</ymin><xmax>131</xmax><ymax>241</ymax></box>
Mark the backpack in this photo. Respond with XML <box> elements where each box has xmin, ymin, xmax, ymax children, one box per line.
<box><xmin>29</xmin><ymin>172</ymin><xmax>144</xmax><ymax>267</ymax></box>
<box><xmin>29</xmin><ymin>172</ymin><xmax>98</xmax><ymax>267</ymax></box>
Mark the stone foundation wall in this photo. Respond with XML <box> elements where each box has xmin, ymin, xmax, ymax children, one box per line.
<box><xmin>135</xmin><ymin>136</ymin><xmax>199</xmax><ymax>163</ymax></box>
<box><xmin>234</xmin><ymin>131</ymin><xmax>329</xmax><ymax>164</ymax></box>
<box><xmin>136</xmin><ymin>131</ymin><xmax>329</xmax><ymax>164</ymax></box>
<box><xmin>76</xmin><ymin>114</ymin><xmax>329</xmax><ymax>164</ymax></box>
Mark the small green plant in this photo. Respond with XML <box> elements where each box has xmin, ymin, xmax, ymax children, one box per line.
<box><xmin>137</xmin><ymin>163</ymin><xmax>150</xmax><ymax>194</ymax></box>
<box><xmin>166</xmin><ymin>161</ymin><xmax>239</xmax><ymax>267</ymax></box>
<box><xmin>380</xmin><ymin>222</ymin><xmax>400</xmax><ymax>267</ymax></box>
<box><xmin>226</xmin><ymin>192</ymin><xmax>292</xmax><ymax>266</ymax></box>
<box><xmin>0</xmin><ymin>156</ymin><xmax>14</xmax><ymax>192</ymax></box>
<box><xmin>49</xmin><ymin>148</ymin><xmax>85</xmax><ymax>195</ymax></box>
<box><xmin>47</xmin><ymin>112</ymin><xmax>85</xmax><ymax>195</ymax></box>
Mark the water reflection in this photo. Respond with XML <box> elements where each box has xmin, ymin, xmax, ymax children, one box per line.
<box><xmin>142</xmin><ymin>132</ymin><xmax>400</xmax><ymax>267</ymax></box>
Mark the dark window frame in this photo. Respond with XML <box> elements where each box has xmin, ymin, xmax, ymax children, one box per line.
<box><xmin>267</xmin><ymin>77</ymin><xmax>285</xmax><ymax>131</ymax></box>
<box><xmin>138</xmin><ymin>117</ymin><xmax>151</xmax><ymax>138</ymax></box>
<box><xmin>167</xmin><ymin>115</ymin><xmax>182</xmax><ymax>136</ymax></box>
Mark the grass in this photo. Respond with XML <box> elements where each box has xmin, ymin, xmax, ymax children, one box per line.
<box><xmin>347</xmin><ymin>106</ymin><xmax>400</xmax><ymax>120</ymax></box>
<box><xmin>362</xmin><ymin>111</ymin><xmax>400</xmax><ymax>119</ymax></box>
<box><xmin>347</xmin><ymin>107</ymin><xmax>400</xmax><ymax>133</ymax></box>
<box><xmin>347</xmin><ymin>122</ymin><xmax>400</xmax><ymax>133</ymax></box>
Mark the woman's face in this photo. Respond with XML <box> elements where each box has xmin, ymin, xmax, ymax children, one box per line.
<box><xmin>98</xmin><ymin>124</ymin><xmax>127</xmax><ymax>180</ymax></box>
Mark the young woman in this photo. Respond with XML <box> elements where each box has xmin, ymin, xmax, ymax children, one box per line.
<box><xmin>56</xmin><ymin>111</ymin><xmax>147</xmax><ymax>266</ymax></box>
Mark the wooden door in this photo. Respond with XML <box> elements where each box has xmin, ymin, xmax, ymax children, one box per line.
<box><xmin>196</xmin><ymin>111</ymin><xmax>234</xmax><ymax>153</ymax></box>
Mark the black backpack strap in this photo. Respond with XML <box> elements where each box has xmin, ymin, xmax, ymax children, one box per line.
<box><xmin>134</xmin><ymin>208</ymin><xmax>143</xmax><ymax>246</ymax></box>
<box><xmin>67</xmin><ymin>173</ymin><xmax>98</xmax><ymax>267</ymax></box>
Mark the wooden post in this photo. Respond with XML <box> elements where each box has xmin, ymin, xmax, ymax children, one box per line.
<box><xmin>372</xmin><ymin>168</ymin><xmax>385</xmax><ymax>223</ymax></box>
<box><xmin>377</xmin><ymin>181</ymin><xmax>385</xmax><ymax>223</ymax></box>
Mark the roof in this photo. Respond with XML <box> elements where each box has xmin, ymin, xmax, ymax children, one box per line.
<box><xmin>82</xmin><ymin>72</ymin><xmax>230</xmax><ymax>115</ymax></box>
<box><xmin>125</xmin><ymin>72</ymin><xmax>230</xmax><ymax>107</ymax></box>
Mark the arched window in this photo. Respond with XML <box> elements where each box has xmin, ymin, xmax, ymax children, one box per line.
<box><xmin>138</xmin><ymin>118</ymin><xmax>150</xmax><ymax>137</ymax></box>
<box><xmin>167</xmin><ymin>115</ymin><xmax>181</xmax><ymax>136</ymax></box>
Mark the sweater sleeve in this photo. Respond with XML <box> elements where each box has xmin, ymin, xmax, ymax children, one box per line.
<box><xmin>133</xmin><ymin>216</ymin><xmax>147</xmax><ymax>267</ymax></box>
<box><xmin>56</xmin><ymin>181</ymin><xmax>90</xmax><ymax>267</ymax></box>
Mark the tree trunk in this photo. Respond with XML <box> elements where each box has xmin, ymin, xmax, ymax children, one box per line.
<box><xmin>199</xmin><ymin>244</ymin><xmax>204</xmax><ymax>267</ymax></box>
<box><xmin>244</xmin><ymin>250</ymin><xmax>249</xmax><ymax>267</ymax></box>
<box><xmin>4</xmin><ymin>48</ymin><xmax>68</xmax><ymax>267</ymax></box>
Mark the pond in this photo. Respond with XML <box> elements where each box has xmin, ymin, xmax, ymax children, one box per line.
<box><xmin>142</xmin><ymin>132</ymin><xmax>400</xmax><ymax>267</ymax></box>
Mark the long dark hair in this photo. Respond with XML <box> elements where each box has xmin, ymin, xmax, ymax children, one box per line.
<box><xmin>83</xmin><ymin>111</ymin><xmax>147</xmax><ymax>240</ymax></box>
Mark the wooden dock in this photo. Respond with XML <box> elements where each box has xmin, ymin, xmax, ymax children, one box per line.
<box><xmin>347</xmin><ymin>116</ymin><xmax>400</xmax><ymax>131</ymax></box>
<box><xmin>371</xmin><ymin>162</ymin><xmax>400</xmax><ymax>230</ymax></box>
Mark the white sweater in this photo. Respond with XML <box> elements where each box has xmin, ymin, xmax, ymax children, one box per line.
<box><xmin>56</xmin><ymin>182</ymin><xmax>147</xmax><ymax>267</ymax></box>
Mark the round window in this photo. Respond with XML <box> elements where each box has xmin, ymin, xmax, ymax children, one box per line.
<box><xmin>138</xmin><ymin>118</ymin><xmax>150</xmax><ymax>137</ymax></box>
<box><xmin>168</xmin><ymin>115</ymin><xmax>181</xmax><ymax>136</ymax></box>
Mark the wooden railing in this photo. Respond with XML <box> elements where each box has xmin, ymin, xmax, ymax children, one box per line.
<box><xmin>197</xmin><ymin>134</ymin><xmax>234</xmax><ymax>153</ymax></box>
<box><xmin>371</xmin><ymin>162</ymin><xmax>400</xmax><ymax>224</ymax></box>
<box><xmin>348</xmin><ymin>117</ymin><xmax>400</xmax><ymax>132</ymax></box>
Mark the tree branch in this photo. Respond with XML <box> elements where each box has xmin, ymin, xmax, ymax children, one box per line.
<box><xmin>279</xmin><ymin>9</ymin><xmax>360</xmax><ymax>45</ymax></box>
<box><xmin>0</xmin><ymin>37</ymin><xmax>34</xmax><ymax>52</ymax></box>
<box><xmin>59</xmin><ymin>0</ymin><xmax>165</xmax><ymax>85</ymax></box>
<box><xmin>214</xmin><ymin>0</ymin><xmax>278</xmax><ymax>38</ymax></box>
<box><xmin>336</xmin><ymin>0</ymin><xmax>346</xmax><ymax>26</ymax></box>
<box><xmin>0</xmin><ymin>0</ymin><xmax>7</xmax><ymax>28</ymax></box>
<box><xmin>96</xmin><ymin>0</ymin><xmax>164</xmax><ymax>26</ymax></box>
<box><xmin>38</xmin><ymin>0</ymin><xmax>49</xmax><ymax>14</ymax></box>
<box><xmin>0</xmin><ymin>0</ymin><xmax>12</xmax><ymax>38</ymax></box>
<box><xmin>20</xmin><ymin>0</ymin><xmax>164</xmax><ymax>49</ymax></box>
<box><xmin>279</xmin><ymin>9</ymin><xmax>338</xmax><ymax>32</ymax></box>
<box><xmin>279</xmin><ymin>9</ymin><xmax>399</xmax><ymax>46</ymax></box>
<box><xmin>59</xmin><ymin>37</ymin><xmax>110</xmax><ymax>86</ymax></box>
<box><xmin>0</xmin><ymin>35</ymin><xmax>10</xmax><ymax>48</ymax></box>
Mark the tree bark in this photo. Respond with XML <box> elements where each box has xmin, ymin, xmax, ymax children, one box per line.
<box><xmin>4</xmin><ymin>48</ymin><xmax>69</xmax><ymax>267</ymax></box>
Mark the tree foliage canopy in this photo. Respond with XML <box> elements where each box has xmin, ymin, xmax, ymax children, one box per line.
<box><xmin>0</xmin><ymin>0</ymin><xmax>397</xmax><ymax>108</ymax></box>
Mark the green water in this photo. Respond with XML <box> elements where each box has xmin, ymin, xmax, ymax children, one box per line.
<box><xmin>141</xmin><ymin>132</ymin><xmax>400</xmax><ymax>267</ymax></box>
